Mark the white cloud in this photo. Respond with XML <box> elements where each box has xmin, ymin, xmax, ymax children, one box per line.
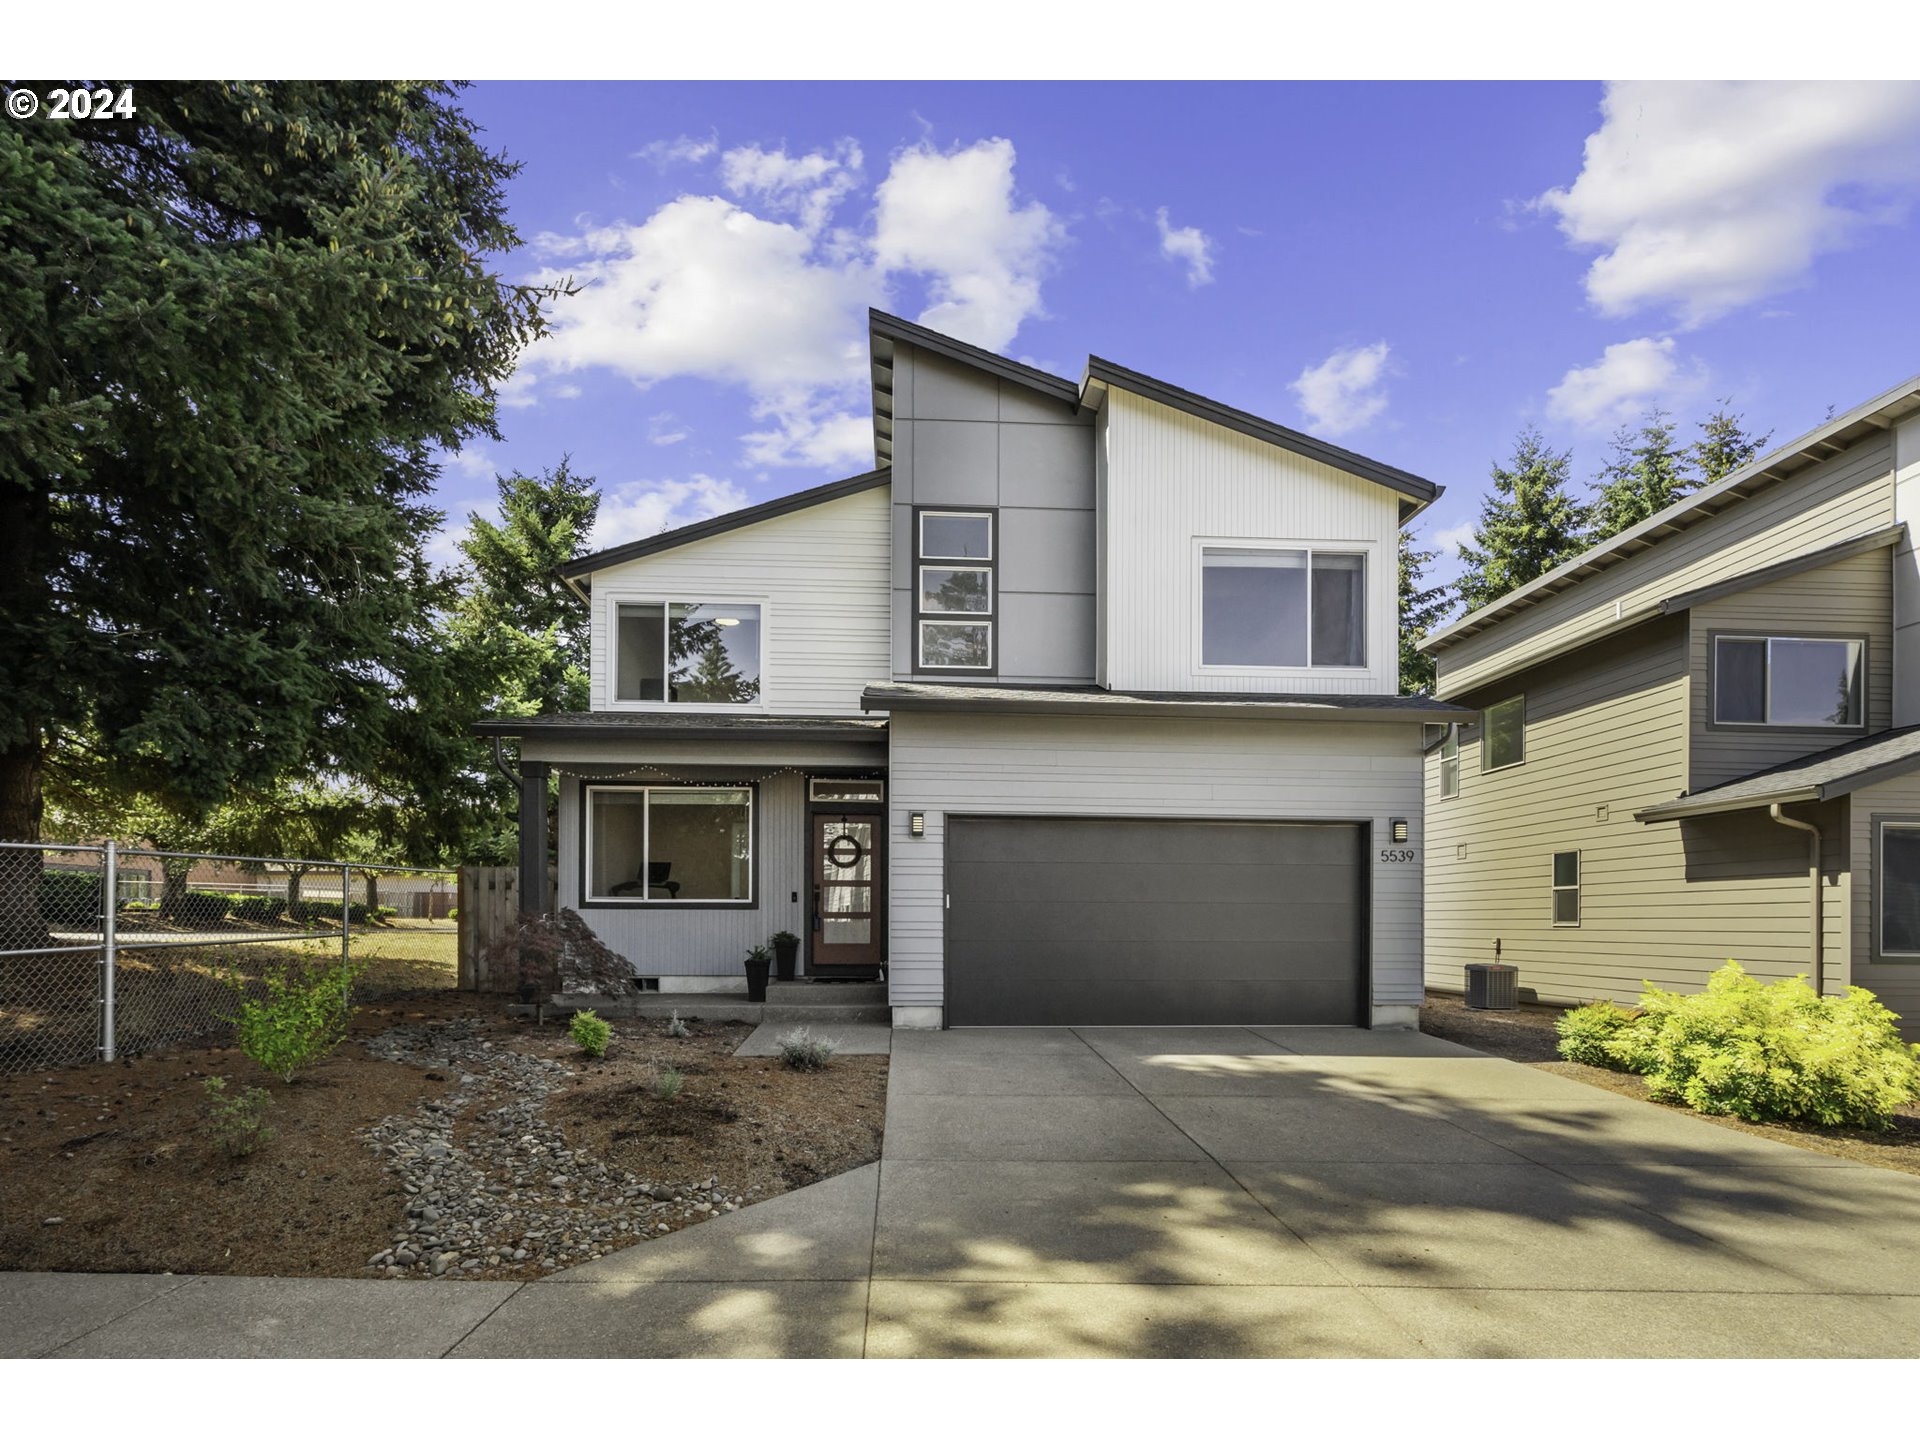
<box><xmin>511</xmin><ymin>135</ymin><xmax>1064</xmax><ymax>471</ymax></box>
<box><xmin>872</xmin><ymin>138</ymin><xmax>1066</xmax><ymax>351</ymax></box>
<box><xmin>1432</xmin><ymin>521</ymin><xmax>1476</xmax><ymax>557</ymax></box>
<box><xmin>1154</xmin><ymin>207</ymin><xmax>1216</xmax><ymax>287</ymax></box>
<box><xmin>635</xmin><ymin>134</ymin><xmax>717</xmax><ymax>168</ymax></box>
<box><xmin>1290</xmin><ymin>341</ymin><xmax>1394</xmax><ymax>437</ymax></box>
<box><xmin>594</xmin><ymin>475</ymin><xmax>751</xmax><ymax>548</ymax></box>
<box><xmin>647</xmin><ymin>412</ymin><xmax>689</xmax><ymax>447</ymax></box>
<box><xmin>1538</xmin><ymin>81</ymin><xmax>1920</xmax><ymax>326</ymax></box>
<box><xmin>443</xmin><ymin>448</ymin><xmax>498</xmax><ymax>482</ymax></box>
<box><xmin>719</xmin><ymin>138</ymin><xmax>863</xmax><ymax>234</ymax></box>
<box><xmin>1545</xmin><ymin>336</ymin><xmax>1706</xmax><ymax>429</ymax></box>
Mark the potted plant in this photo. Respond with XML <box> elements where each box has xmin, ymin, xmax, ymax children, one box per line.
<box><xmin>770</xmin><ymin>930</ymin><xmax>800</xmax><ymax>981</ymax></box>
<box><xmin>743</xmin><ymin>944</ymin><xmax>773</xmax><ymax>1002</ymax></box>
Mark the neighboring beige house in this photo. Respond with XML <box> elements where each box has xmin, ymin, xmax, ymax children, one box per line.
<box><xmin>1420</xmin><ymin>374</ymin><xmax>1920</xmax><ymax>1037</ymax></box>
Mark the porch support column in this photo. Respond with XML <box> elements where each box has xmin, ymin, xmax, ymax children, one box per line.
<box><xmin>518</xmin><ymin>760</ymin><xmax>551</xmax><ymax>917</ymax></box>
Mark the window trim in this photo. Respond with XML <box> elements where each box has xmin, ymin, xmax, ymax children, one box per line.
<box><xmin>1437</xmin><ymin>723</ymin><xmax>1460</xmax><ymax>800</ymax></box>
<box><xmin>912</xmin><ymin>506</ymin><xmax>997</xmax><ymax>675</ymax></box>
<box><xmin>1481</xmin><ymin>694</ymin><xmax>1527</xmax><ymax>773</ymax></box>
<box><xmin>1551</xmin><ymin>849</ymin><xmax>1581</xmax><ymax>928</ymax></box>
<box><xmin>1872</xmin><ymin>814</ymin><xmax>1920</xmax><ymax>963</ymax></box>
<box><xmin>1707</xmin><ymin>631</ymin><xmax>1868</xmax><ymax>732</ymax></box>
<box><xmin>1191</xmin><ymin>536</ymin><xmax>1378</xmax><ymax>677</ymax></box>
<box><xmin>580</xmin><ymin>782</ymin><xmax>758</xmax><ymax>909</ymax></box>
<box><xmin>603</xmin><ymin>591</ymin><xmax>770</xmax><ymax>713</ymax></box>
<box><xmin>808</xmin><ymin>778</ymin><xmax>885</xmax><ymax>802</ymax></box>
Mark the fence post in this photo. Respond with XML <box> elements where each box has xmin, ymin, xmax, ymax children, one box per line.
<box><xmin>100</xmin><ymin>840</ymin><xmax>118</xmax><ymax>1064</ymax></box>
<box><xmin>341</xmin><ymin>862</ymin><xmax>352</xmax><ymax>972</ymax></box>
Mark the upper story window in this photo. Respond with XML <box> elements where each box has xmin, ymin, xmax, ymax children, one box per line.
<box><xmin>614</xmin><ymin>600</ymin><xmax>763</xmax><ymax>705</ymax></box>
<box><xmin>916</xmin><ymin>508</ymin><xmax>995</xmax><ymax>672</ymax></box>
<box><xmin>1712</xmin><ymin>634</ymin><xmax>1863</xmax><ymax>728</ymax></box>
<box><xmin>1483</xmin><ymin>694</ymin><xmax>1525</xmax><ymax>772</ymax></box>
<box><xmin>1200</xmin><ymin>546</ymin><xmax>1367</xmax><ymax>669</ymax></box>
<box><xmin>1438</xmin><ymin>724</ymin><xmax>1461</xmax><ymax>799</ymax></box>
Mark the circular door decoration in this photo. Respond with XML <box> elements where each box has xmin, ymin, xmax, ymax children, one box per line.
<box><xmin>826</xmin><ymin>834</ymin><xmax>866</xmax><ymax>869</ymax></box>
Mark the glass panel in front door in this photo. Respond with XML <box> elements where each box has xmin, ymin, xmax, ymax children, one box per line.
<box><xmin>817</xmin><ymin>818</ymin><xmax>875</xmax><ymax>958</ymax></box>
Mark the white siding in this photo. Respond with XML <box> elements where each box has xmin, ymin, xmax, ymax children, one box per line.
<box><xmin>887</xmin><ymin>711</ymin><xmax>1426</xmax><ymax>1019</ymax></box>
<box><xmin>1100</xmin><ymin>388</ymin><xmax>1403</xmax><ymax>693</ymax></box>
<box><xmin>587</xmin><ymin>485</ymin><xmax>890</xmax><ymax>715</ymax></box>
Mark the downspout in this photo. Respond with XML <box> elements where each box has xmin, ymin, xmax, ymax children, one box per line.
<box><xmin>492</xmin><ymin>737</ymin><xmax>521</xmax><ymax>787</ymax></box>
<box><xmin>1769</xmin><ymin>804</ymin><xmax>1822</xmax><ymax>995</ymax></box>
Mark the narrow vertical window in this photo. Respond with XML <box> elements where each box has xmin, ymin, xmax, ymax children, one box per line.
<box><xmin>1551</xmin><ymin>850</ymin><xmax>1580</xmax><ymax>926</ymax></box>
<box><xmin>1438</xmin><ymin>724</ymin><xmax>1460</xmax><ymax>799</ymax></box>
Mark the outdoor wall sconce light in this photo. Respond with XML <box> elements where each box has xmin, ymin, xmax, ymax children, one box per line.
<box><xmin>909</xmin><ymin>812</ymin><xmax>925</xmax><ymax>837</ymax></box>
<box><xmin>1390</xmin><ymin>818</ymin><xmax>1409</xmax><ymax>844</ymax></box>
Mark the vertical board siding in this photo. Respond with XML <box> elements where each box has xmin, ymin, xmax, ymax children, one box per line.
<box><xmin>886</xmin><ymin>711</ymin><xmax>1425</xmax><ymax>1014</ymax></box>
<box><xmin>1425</xmin><ymin>618</ymin><xmax>1849</xmax><ymax>1006</ymax></box>
<box><xmin>1848</xmin><ymin>776</ymin><xmax>1920</xmax><ymax>1039</ymax></box>
<box><xmin>1101</xmin><ymin>388</ymin><xmax>1402</xmax><ymax>694</ymax></box>
<box><xmin>555</xmin><ymin>772</ymin><xmax>811</xmax><ymax>976</ymax></box>
<box><xmin>1435</xmin><ymin>434</ymin><xmax>1896</xmax><ymax>699</ymax></box>
<box><xmin>888</xmin><ymin>342</ymin><xmax>1099</xmax><ymax>686</ymax></box>
<box><xmin>1687</xmin><ymin>547</ymin><xmax>1895</xmax><ymax>789</ymax></box>
<box><xmin>587</xmin><ymin>485</ymin><xmax>890</xmax><ymax>715</ymax></box>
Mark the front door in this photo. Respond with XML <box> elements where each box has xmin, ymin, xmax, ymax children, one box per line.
<box><xmin>810</xmin><ymin>812</ymin><xmax>884</xmax><ymax>972</ymax></box>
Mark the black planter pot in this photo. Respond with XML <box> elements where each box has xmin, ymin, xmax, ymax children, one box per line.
<box><xmin>744</xmin><ymin>958</ymin><xmax>771</xmax><ymax>1002</ymax></box>
<box><xmin>771</xmin><ymin>937</ymin><xmax>799</xmax><ymax>981</ymax></box>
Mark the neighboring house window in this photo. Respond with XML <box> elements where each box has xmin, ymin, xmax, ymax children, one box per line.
<box><xmin>916</xmin><ymin>509</ymin><xmax>995</xmax><ymax>671</ymax></box>
<box><xmin>1551</xmin><ymin>850</ymin><xmax>1580</xmax><ymax>926</ymax></box>
<box><xmin>585</xmin><ymin>785</ymin><xmax>753</xmax><ymax>904</ymax></box>
<box><xmin>1482</xmin><ymin>695</ymin><xmax>1526</xmax><ymax>771</ymax></box>
<box><xmin>1712</xmin><ymin>635</ymin><xmax>1863</xmax><ymax>727</ymax></box>
<box><xmin>1879</xmin><ymin>820</ymin><xmax>1920</xmax><ymax>958</ymax></box>
<box><xmin>614</xmin><ymin>601</ymin><xmax>763</xmax><ymax>704</ymax></box>
<box><xmin>1438</xmin><ymin>724</ymin><xmax>1460</xmax><ymax>799</ymax></box>
<box><xmin>1200</xmin><ymin>546</ymin><xmax>1366</xmax><ymax>668</ymax></box>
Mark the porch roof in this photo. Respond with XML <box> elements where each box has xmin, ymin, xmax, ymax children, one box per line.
<box><xmin>861</xmin><ymin>681</ymin><xmax>1471</xmax><ymax>722</ymax></box>
<box><xmin>1635</xmin><ymin>724</ymin><xmax>1920</xmax><ymax>822</ymax></box>
<box><xmin>472</xmin><ymin>712</ymin><xmax>888</xmax><ymax>744</ymax></box>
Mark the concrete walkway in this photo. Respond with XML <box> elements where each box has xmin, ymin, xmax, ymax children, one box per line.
<box><xmin>9</xmin><ymin>1026</ymin><xmax>1920</xmax><ymax>1357</ymax></box>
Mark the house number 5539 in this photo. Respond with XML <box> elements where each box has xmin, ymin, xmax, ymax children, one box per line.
<box><xmin>1378</xmin><ymin>849</ymin><xmax>1417</xmax><ymax>863</ymax></box>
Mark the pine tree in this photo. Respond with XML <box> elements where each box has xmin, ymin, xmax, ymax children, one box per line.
<box><xmin>1588</xmin><ymin>410</ymin><xmax>1690</xmax><ymax>542</ymax></box>
<box><xmin>1455</xmin><ymin>428</ymin><xmax>1588</xmax><ymax>612</ymax></box>
<box><xmin>1690</xmin><ymin>402</ymin><xmax>1772</xmax><ymax>487</ymax></box>
<box><xmin>1397</xmin><ymin>529</ymin><xmax>1452</xmax><ymax>695</ymax></box>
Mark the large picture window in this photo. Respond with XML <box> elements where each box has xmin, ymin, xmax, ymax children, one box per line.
<box><xmin>586</xmin><ymin>786</ymin><xmax>753</xmax><ymax>904</ymax></box>
<box><xmin>1200</xmin><ymin>546</ymin><xmax>1367</xmax><ymax>669</ymax></box>
<box><xmin>1712</xmin><ymin>635</ymin><xmax>1863</xmax><ymax>728</ymax></box>
<box><xmin>1879</xmin><ymin>820</ymin><xmax>1920</xmax><ymax>959</ymax></box>
<box><xmin>614</xmin><ymin>601</ymin><xmax>762</xmax><ymax>705</ymax></box>
<box><xmin>915</xmin><ymin>508</ymin><xmax>995</xmax><ymax>672</ymax></box>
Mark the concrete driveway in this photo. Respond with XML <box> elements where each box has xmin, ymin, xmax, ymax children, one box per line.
<box><xmin>11</xmin><ymin>1026</ymin><xmax>1920</xmax><ymax>1358</ymax></box>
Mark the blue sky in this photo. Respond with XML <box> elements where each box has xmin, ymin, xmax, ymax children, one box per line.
<box><xmin>441</xmin><ymin>80</ymin><xmax>1920</xmax><ymax>603</ymax></box>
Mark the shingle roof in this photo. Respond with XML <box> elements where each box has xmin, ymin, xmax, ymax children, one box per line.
<box><xmin>1635</xmin><ymin>724</ymin><xmax>1920</xmax><ymax>821</ymax></box>
<box><xmin>862</xmin><ymin>681</ymin><xmax>1470</xmax><ymax>722</ymax></box>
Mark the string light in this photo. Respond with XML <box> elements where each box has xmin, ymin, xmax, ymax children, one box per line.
<box><xmin>560</xmin><ymin>763</ymin><xmax>885</xmax><ymax>786</ymax></box>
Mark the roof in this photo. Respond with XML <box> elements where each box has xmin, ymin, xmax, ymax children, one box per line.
<box><xmin>867</xmin><ymin>308</ymin><xmax>1442</xmax><ymax>522</ymax></box>
<box><xmin>1635</xmin><ymin>724</ymin><xmax>1920</xmax><ymax>822</ymax></box>
<box><xmin>472</xmin><ymin>712</ymin><xmax>888</xmax><ymax>744</ymax></box>
<box><xmin>862</xmin><ymin>681</ymin><xmax>1471</xmax><ymax>723</ymax></box>
<box><xmin>1079</xmin><ymin>356</ymin><xmax>1440</xmax><ymax>518</ymax></box>
<box><xmin>1422</xmin><ymin>373</ymin><xmax>1920</xmax><ymax>654</ymax></box>
<box><xmin>559</xmin><ymin>469</ymin><xmax>891</xmax><ymax>581</ymax></box>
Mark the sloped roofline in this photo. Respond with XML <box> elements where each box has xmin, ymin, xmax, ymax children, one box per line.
<box><xmin>1421</xmin><ymin>373</ymin><xmax>1920</xmax><ymax>655</ymax></box>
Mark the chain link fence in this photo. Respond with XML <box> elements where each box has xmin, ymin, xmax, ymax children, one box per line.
<box><xmin>0</xmin><ymin>841</ymin><xmax>457</xmax><ymax>1076</ymax></box>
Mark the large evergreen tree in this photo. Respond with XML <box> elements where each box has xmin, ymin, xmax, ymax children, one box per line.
<box><xmin>1587</xmin><ymin>410</ymin><xmax>1691</xmax><ymax>542</ymax></box>
<box><xmin>0</xmin><ymin>82</ymin><xmax>558</xmax><ymax>877</ymax></box>
<box><xmin>1455</xmin><ymin>428</ymin><xmax>1587</xmax><ymax>612</ymax></box>
<box><xmin>1397</xmin><ymin>528</ymin><xmax>1451</xmax><ymax>694</ymax></box>
<box><xmin>1690</xmin><ymin>401</ymin><xmax>1772</xmax><ymax>488</ymax></box>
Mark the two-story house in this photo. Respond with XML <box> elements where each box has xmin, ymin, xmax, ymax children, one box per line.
<box><xmin>1419</xmin><ymin>373</ymin><xmax>1920</xmax><ymax>1037</ymax></box>
<box><xmin>477</xmin><ymin>310</ymin><xmax>1463</xmax><ymax>1029</ymax></box>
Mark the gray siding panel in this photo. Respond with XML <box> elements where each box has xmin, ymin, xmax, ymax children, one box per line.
<box><xmin>887</xmin><ymin>711</ymin><xmax>1425</xmax><ymax>1016</ymax></box>
<box><xmin>1848</xmin><ymin>776</ymin><xmax>1920</xmax><ymax>1039</ymax></box>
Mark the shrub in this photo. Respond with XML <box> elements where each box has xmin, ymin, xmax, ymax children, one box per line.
<box><xmin>1556</xmin><ymin>1001</ymin><xmax>1640</xmax><ymax>1068</ymax></box>
<box><xmin>202</xmin><ymin>1075</ymin><xmax>276</xmax><ymax>1157</ymax></box>
<box><xmin>570</xmin><ymin>1008</ymin><xmax>612</xmax><ymax>1059</ymax></box>
<box><xmin>447</xmin><ymin>906</ymin><xmax>458</xmax><ymax>920</ymax></box>
<box><xmin>776</xmin><ymin>1026</ymin><xmax>839</xmax><ymax>1072</ymax></box>
<box><xmin>39</xmin><ymin>867</ymin><xmax>103</xmax><ymax>922</ymax></box>
<box><xmin>655</xmin><ymin>1065</ymin><xmax>684</xmax><ymax>1100</ymax></box>
<box><xmin>229</xmin><ymin>895</ymin><xmax>287</xmax><ymax>924</ymax></box>
<box><xmin>664</xmin><ymin>1009</ymin><xmax>690</xmax><ymax>1039</ymax></box>
<box><xmin>226</xmin><ymin>957</ymin><xmax>365</xmax><ymax>1083</ymax></box>
<box><xmin>177</xmin><ymin>890</ymin><xmax>232</xmax><ymax>925</ymax></box>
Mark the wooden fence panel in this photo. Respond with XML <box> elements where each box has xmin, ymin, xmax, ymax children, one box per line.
<box><xmin>456</xmin><ymin>867</ymin><xmax>519</xmax><ymax>992</ymax></box>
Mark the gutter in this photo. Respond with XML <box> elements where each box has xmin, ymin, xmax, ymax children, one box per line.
<box><xmin>1768</xmin><ymin>803</ymin><xmax>1824</xmax><ymax>996</ymax></box>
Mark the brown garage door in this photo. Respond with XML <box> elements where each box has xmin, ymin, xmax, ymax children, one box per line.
<box><xmin>945</xmin><ymin>816</ymin><xmax>1365</xmax><ymax>1027</ymax></box>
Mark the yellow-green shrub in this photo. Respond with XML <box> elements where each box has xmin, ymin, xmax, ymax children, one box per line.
<box><xmin>570</xmin><ymin>1008</ymin><xmax>611</xmax><ymax>1059</ymax></box>
<box><xmin>1555</xmin><ymin>1001</ymin><xmax>1640</xmax><ymax>1068</ymax></box>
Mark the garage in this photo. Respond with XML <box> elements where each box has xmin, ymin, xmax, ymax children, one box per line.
<box><xmin>944</xmin><ymin>815</ymin><xmax>1366</xmax><ymax>1027</ymax></box>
